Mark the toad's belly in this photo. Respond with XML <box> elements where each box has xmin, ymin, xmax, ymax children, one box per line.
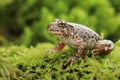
<box><xmin>62</xmin><ymin>38</ymin><xmax>84</xmax><ymax>49</ymax></box>
<box><xmin>66</xmin><ymin>43</ymin><xmax>79</xmax><ymax>49</ymax></box>
<box><xmin>62</xmin><ymin>38</ymin><xmax>97</xmax><ymax>50</ymax></box>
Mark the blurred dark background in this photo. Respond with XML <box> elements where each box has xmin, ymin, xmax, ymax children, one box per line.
<box><xmin>0</xmin><ymin>0</ymin><xmax>120</xmax><ymax>46</ymax></box>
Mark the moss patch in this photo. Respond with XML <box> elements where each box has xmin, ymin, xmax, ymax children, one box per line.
<box><xmin>0</xmin><ymin>41</ymin><xmax>120</xmax><ymax>80</ymax></box>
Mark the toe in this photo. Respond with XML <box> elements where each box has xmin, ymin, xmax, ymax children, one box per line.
<box><xmin>63</xmin><ymin>57</ymin><xmax>77</xmax><ymax>67</ymax></box>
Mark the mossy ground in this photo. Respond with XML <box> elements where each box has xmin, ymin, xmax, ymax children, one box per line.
<box><xmin>0</xmin><ymin>40</ymin><xmax>120</xmax><ymax>80</ymax></box>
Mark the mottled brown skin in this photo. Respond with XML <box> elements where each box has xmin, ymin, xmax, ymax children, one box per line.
<box><xmin>47</xmin><ymin>19</ymin><xmax>114</xmax><ymax>67</ymax></box>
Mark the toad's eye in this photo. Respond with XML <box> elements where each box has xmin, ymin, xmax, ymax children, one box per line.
<box><xmin>58</xmin><ymin>20</ymin><xmax>67</xmax><ymax>28</ymax></box>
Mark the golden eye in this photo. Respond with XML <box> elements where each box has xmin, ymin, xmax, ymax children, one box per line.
<box><xmin>58</xmin><ymin>20</ymin><xmax>67</xmax><ymax>28</ymax></box>
<box><xmin>60</xmin><ymin>22</ymin><xmax>64</xmax><ymax>25</ymax></box>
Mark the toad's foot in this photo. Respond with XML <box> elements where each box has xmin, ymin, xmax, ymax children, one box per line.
<box><xmin>63</xmin><ymin>49</ymin><xmax>86</xmax><ymax>68</ymax></box>
<box><xmin>63</xmin><ymin>57</ymin><xmax>77</xmax><ymax>68</ymax></box>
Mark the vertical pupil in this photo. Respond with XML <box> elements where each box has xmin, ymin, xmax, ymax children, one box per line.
<box><xmin>61</xmin><ymin>22</ymin><xmax>64</xmax><ymax>25</ymax></box>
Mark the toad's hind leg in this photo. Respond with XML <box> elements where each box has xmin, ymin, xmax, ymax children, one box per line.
<box><xmin>63</xmin><ymin>43</ymin><xmax>87</xmax><ymax>68</ymax></box>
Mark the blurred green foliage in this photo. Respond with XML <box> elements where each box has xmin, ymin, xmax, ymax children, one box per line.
<box><xmin>0</xmin><ymin>0</ymin><xmax>120</xmax><ymax>46</ymax></box>
<box><xmin>0</xmin><ymin>40</ymin><xmax>120</xmax><ymax>79</ymax></box>
<box><xmin>0</xmin><ymin>0</ymin><xmax>120</xmax><ymax>79</ymax></box>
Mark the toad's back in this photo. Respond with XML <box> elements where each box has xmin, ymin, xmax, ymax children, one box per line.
<box><xmin>64</xmin><ymin>22</ymin><xmax>101</xmax><ymax>49</ymax></box>
<box><xmin>47</xmin><ymin>19</ymin><xmax>101</xmax><ymax>49</ymax></box>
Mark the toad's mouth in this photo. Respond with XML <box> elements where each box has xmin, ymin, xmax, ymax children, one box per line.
<box><xmin>48</xmin><ymin>30</ymin><xmax>63</xmax><ymax>35</ymax></box>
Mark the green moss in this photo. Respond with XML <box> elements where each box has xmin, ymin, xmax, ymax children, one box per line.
<box><xmin>0</xmin><ymin>40</ymin><xmax>120</xmax><ymax>79</ymax></box>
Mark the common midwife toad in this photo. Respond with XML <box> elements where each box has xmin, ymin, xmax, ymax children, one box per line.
<box><xmin>47</xmin><ymin>19</ymin><xmax>114</xmax><ymax>67</ymax></box>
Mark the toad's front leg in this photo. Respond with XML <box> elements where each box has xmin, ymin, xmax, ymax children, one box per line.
<box><xmin>63</xmin><ymin>43</ymin><xmax>87</xmax><ymax>68</ymax></box>
<box><xmin>48</xmin><ymin>42</ymin><xmax>65</xmax><ymax>53</ymax></box>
